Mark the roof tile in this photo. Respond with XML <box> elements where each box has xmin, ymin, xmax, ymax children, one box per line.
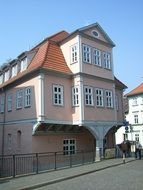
<box><xmin>126</xmin><ymin>83</ymin><xmax>143</xmax><ymax>96</ymax></box>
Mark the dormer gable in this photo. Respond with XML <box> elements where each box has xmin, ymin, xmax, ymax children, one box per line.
<box><xmin>60</xmin><ymin>22</ymin><xmax>115</xmax><ymax>48</ymax></box>
<box><xmin>77</xmin><ymin>22</ymin><xmax>115</xmax><ymax>47</ymax></box>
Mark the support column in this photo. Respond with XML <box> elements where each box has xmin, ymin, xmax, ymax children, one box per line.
<box><xmin>95</xmin><ymin>139</ymin><xmax>104</xmax><ymax>161</ymax></box>
<box><xmin>38</xmin><ymin>73</ymin><xmax>45</xmax><ymax>122</ymax></box>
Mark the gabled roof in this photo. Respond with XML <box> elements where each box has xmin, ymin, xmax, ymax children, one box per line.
<box><xmin>126</xmin><ymin>83</ymin><xmax>143</xmax><ymax>97</ymax></box>
<box><xmin>60</xmin><ymin>22</ymin><xmax>115</xmax><ymax>47</ymax></box>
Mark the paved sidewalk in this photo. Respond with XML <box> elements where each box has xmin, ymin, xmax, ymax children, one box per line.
<box><xmin>0</xmin><ymin>158</ymin><xmax>136</xmax><ymax>190</ymax></box>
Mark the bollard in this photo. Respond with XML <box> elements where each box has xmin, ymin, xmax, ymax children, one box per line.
<box><xmin>123</xmin><ymin>152</ymin><xmax>125</xmax><ymax>164</ymax></box>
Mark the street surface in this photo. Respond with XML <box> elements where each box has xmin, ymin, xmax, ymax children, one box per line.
<box><xmin>35</xmin><ymin>160</ymin><xmax>143</xmax><ymax>190</ymax></box>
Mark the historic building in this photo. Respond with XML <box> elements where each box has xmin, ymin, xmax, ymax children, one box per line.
<box><xmin>0</xmin><ymin>23</ymin><xmax>126</xmax><ymax>161</ymax></box>
<box><xmin>116</xmin><ymin>83</ymin><xmax>143</xmax><ymax>146</ymax></box>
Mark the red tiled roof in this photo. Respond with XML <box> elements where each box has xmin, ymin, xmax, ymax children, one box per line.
<box><xmin>49</xmin><ymin>31</ymin><xmax>69</xmax><ymax>42</ymax></box>
<box><xmin>126</xmin><ymin>83</ymin><xmax>143</xmax><ymax>96</ymax></box>
<box><xmin>42</xmin><ymin>42</ymin><xmax>72</xmax><ymax>74</ymax></box>
<box><xmin>0</xmin><ymin>31</ymin><xmax>72</xmax><ymax>88</ymax></box>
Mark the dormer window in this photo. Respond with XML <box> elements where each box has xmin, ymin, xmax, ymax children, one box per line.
<box><xmin>71</xmin><ymin>44</ymin><xmax>78</xmax><ymax>63</ymax></box>
<box><xmin>4</xmin><ymin>70</ymin><xmax>10</xmax><ymax>82</ymax></box>
<box><xmin>21</xmin><ymin>57</ymin><xmax>27</xmax><ymax>72</ymax></box>
<box><xmin>91</xmin><ymin>30</ymin><xmax>99</xmax><ymax>38</ymax></box>
<box><xmin>11</xmin><ymin>64</ymin><xmax>18</xmax><ymax>77</ymax></box>
<box><xmin>0</xmin><ymin>74</ymin><xmax>3</xmax><ymax>84</ymax></box>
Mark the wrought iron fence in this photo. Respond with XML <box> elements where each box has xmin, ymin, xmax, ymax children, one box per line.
<box><xmin>0</xmin><ymin>150</ymin><xmax>95</xmax><ymax>178</ymax></box>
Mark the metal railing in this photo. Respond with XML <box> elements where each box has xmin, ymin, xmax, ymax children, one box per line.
<box><xmin>0</xmin><ymin>150</ymin><xmax>95</xmax><ymax>178</ymax></box>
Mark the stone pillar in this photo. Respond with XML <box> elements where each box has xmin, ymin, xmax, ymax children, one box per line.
<box><xmin>95</xmin><ymin>139</ymin><xmax>104</xmax><ymax>161</ymax></box>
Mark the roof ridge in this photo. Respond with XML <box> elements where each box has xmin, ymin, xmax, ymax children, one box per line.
<box><xmin>41</xmin><ymin>41</ymin><xmax>50</xmax><ymax>68</ymax></box>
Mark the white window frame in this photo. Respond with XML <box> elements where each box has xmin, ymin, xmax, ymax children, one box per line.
<box><xmin>16</xmin><ymin>89</ymin><xmax>23</xmax><ymax>109</ymax></box>
<box><xmin>103</xmin><ymin>52</ymin><xmax>111</xmax><ymax>69</ymax></box>
<box><xmin>82</xmin><ymin>44</ymin><xmax>91</xmax><ymax>63</ymax></box>
<box><xmin>71</xmin><ymin>44</ymin><xmax>78</xmax><ymax>63</ymax></box>
<box><xmin>0</xmin><ymin>74</ymin><xmax>3</xmax><ymax>84</ymax></box>
<box><xmin>72</xmin><ymin>86</ymin><xmax>79</xmax><ymax>106</ymax></box>
<box><xmin>95</xmin><ymin>88</ymin><xmax>104</xmax><ymax>107</ymax></box>
<box><xmin>11</xmin><ymin>64</ymin><xmax>18</xmax><ymax>77</ymax></box>
<box><xmin>141</xmin><ymin>97</ymin><xmax>143</xmax><ymax>104</ymax></box>
<box><xmin>21</xmin><ymin>57</ymin><xmax>27</xmax><ymax>72</ymax></box>
<box><xmin>105</xmin><ymin>90</ymin><xmax>113</xmax><ymax>108</ymax></box>
<box><xmin>63</xmin><ymin>139</ymin><xmax>76</xmax><ymax>155</ymax></box>
<box><xmin>134</xmin><ymin>114</ymin><xmax>139</xmax><ymax>124</ymax></box>
<box><xmin>84</xmin><ymin>86</ymin><xmax>94</xmax><ymax>106</ymax></box>
<box><xmin>0</xmin><ymin>96</ymin><xmax>5</xmax><ymax>113</ymax></box>
<box><xmin>25</xmin><ymin>87</ymin><xmax>31</xmax><ymax>107</ymax></box>
<box><xmin>53</xmin><ymin>84</ymin><xmax>64</xmax><ymax>106</ymax></box>
<box><xmin>93</xmin><ymin>49</ymin><xmax>101</xmax><ymax>66</ymax></box>
<box><xmin>4</xmin><ymin>70</ymin><xmax>10</xmax><ymax>82</ymax></box>
<box><xmin>7</xmin><ymin>94</ymin><xmax>12</xmax><ymax>112</ymax></box>
<box><xmin>135</xmin><ymin>134</ymin><xmax>139</xmax><ymax>142</ymax></box>
<box><xmin>132</xmin><ymin>97</ymin><xmax>138</xmax><ymax>106</ymax></box>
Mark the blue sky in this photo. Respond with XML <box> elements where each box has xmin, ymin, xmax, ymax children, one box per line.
<box><xmin>0</xmin><ymin>0</ymin><xmax>143</xmax><ymax>93</ymax></box>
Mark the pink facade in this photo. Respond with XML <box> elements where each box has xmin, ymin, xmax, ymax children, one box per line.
<box><xmin>0</xmin><ymin>23</ymin><xmax>126</xmax><ymax>160</ymax></box>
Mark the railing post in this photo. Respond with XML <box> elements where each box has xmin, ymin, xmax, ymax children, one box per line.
<box><xmin>54</xmin><ymin>152</ymin><xmax>57</xmax><ymax>170</ymax></box>
<box><xmin>36</xmin><ymin>153</ymin><xmax>39</xmax><ymax>174</ymax></box>
<box><xmin>13</xmin><ymin>155</ymin><xmax>15</xmax><ymax>178</ymax></box>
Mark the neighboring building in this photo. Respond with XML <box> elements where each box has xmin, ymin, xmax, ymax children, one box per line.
<box><xmin>116</xmin><ymin>83</ymin><xmax>143</xmax><ymax>146</ymax></box>
<box><xmin>0</xmin><ymin>23</ymin><xmax>126</xmax><ymax>161</ymax></box>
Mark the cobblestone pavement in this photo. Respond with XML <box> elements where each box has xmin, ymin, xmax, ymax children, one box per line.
<box><xmin>0</xmin><ymin>158</ymin><xmax>136</xmax><ymax>190</ymax></box>
<box><xmin>35</xmin><ymin>160</ymin><xmax>143</xmax><ymax>190</ymax></box>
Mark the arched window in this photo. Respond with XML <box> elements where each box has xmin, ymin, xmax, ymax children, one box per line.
<box><xmin>17</xmin><ymin>130</ymin><xmax>21</xmax><ymax>149</ymax></box>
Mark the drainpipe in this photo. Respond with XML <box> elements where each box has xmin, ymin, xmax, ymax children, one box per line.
<box><xmin>1</xmin><ymin>88</ymin><xmax>6</xmax><ymax>177</ymax></box>
<box><xmin>1</xmin><ymin>88</ymin><xmax>6</xmax><ymax>156</ymax></box>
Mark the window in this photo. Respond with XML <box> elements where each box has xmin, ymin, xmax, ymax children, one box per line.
<box><xmin>21</xmin><ymin>57</ymin><xmax>27</xmax><ymax>72</ymax></box>
<box><xmin>7</xmin><ymin>94</ymin><xmax>12</xmax><ymax>111</ymax></box>
<box><xmin>11</xmin><ymin>64</ymin><xmax>18</xmax><ymax>77</ymax></box>
<box><xmin>93</xmin><ymin>49</ymin><xmax>101</xmax><ymax>66</ymax></box>
<box><xmin>134</xmin><ymin>114</ymin><xmax>139</xmax><ymax>124</ymax></box>
<box><xmin>8</xmin><ymin>134</ymin><xmax>12</xmax><ymax>150</ymax></box>
<box><xmin>0</xmin><ymin>74</ymin><xmax>3</xmax><ymax>84</ymax></box>
<box><xmin>84</xmin><ymin>86</ymin><xmax>93</xmax><ymax>106</ymax></box>
<box><xmin>103</xmin><ymin>52</ymin><xmax>111</xmax><ymax>69</ymax></box>
<box><xmin>105</xmin><ymin>90</ymin><xmax>113</xmax><ymax>108</ymax></box>
<box><xmin>53</xmin><ymin>85</ymin><xmax>63</xmax><ymax>106</ymax></box>
<box><xmin>95</xmin><ymin>88</ymin><xmax>104</xmax><ymax>107</ymax></box>
<box><xmin>16</xmin><ymin>89</ymin><xmax>23</xmax><ymax>109</ymax></box>
<box><xmin>123</xmin><ymin>133</ymin><xmax>128</xmax><ymax>141</ymax></box>
<box><xmin>63</xmin><ymin>139</ymin><xmax>76</xmax><ymax>155</ymax></box>
<box><xmin>4</xmin><ymin>70</ymin><xmax>10</xmax><ymax>82</ymax></box>
<box><xmin>135</xmin><ymin>134</ymin><xmax>139</xmax><ymax>142</ymax></box>
<box><xmin>25</xmin><ymin>87</ymin><xmax>31</xmax><ymax>107</ymax></box>
<box><xmin>91</xmin><ymin>30</ymin><xmax>99</xmax><ymax>38</ymax></box>
<box><xmin>72</xmin><ymin>86</ymin><xmax>79</xmax><ymax>106</ymax></box>
<box><xmin>132</xmin><ymin>97</ymin><xmax>138</xmax><ymax>106</ymax></box>
<box><xmin>82</xmin><ymin>44</ymin><xmax>91</xmax><ymax>63</ymax></box>
<box><xmin>71</xmin><ymin>44</ymin><xmax>78</xmax><ymax>63</ymax></box>
<box><xmin>17</xmin><ymin>130</ymin><xmax>21</xmax><ymax>149</ymax></box>
<box><xmin>0</xmin><ymin>96</ymin><xmax>5</xmax><ymax>113</ymax></box>
<box><xmin>141</xmin><ymin>97</ymin><xmax>143</xmax><ymax>104</ymax></box>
